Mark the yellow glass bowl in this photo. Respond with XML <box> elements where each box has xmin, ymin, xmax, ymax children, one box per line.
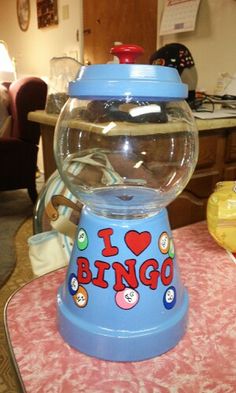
<box><xmin>207</xmin><ymin>181</ymin><xmax>236</xmax><ymax>252</ymax></box>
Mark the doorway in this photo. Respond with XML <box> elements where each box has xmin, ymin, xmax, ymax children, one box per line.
<box><xmin>83</xmin><ymin>0</ymin><xmax>158</xmax><ymax>65</ymax></box>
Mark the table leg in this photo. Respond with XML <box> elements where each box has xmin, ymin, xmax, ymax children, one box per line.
<box><xmin>40</xmin><ymin>124</ymin><xmax>57</xmax><ymax>181</ymax></box>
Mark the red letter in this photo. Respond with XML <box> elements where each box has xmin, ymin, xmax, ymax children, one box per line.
<box><xmin>112</xmin><ymin>259</ymin><xmax>138</xmax><ymax>291</ymax></box>
<box><xmin>98</xmin><ymin>228</ymin><xmax>118</xmax><ymax>257</ymax></box>
<box><xmin>139</xmin><ymin>259</ymin><xmax>160</xmax><ymax>290</ymax></box>
<box><xmin>92</xmin><ymin>260</ymin><xmax>110</xmax><ymax>288</ymax></box>
<box><xmin>161</xmin><ymin>257</ymin><xmax>173</xmax><ymax>286</ymax></box>
<box><xmin>77</xmin><ymin>257</ymin><xmax>92</xmax><ymax>284</ymax></box>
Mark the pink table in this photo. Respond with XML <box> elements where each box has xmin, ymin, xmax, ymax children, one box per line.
<box><xmin>4</xmin><ymin>222</ymin><xmax>236</xmax><ymax>393</ymax></box>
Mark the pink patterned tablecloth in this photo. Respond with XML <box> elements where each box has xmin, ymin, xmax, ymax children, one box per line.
<box><xmin>4</xmin><ymin>222</ymin><xmax>236</xmax><ymax>393</ymax></box>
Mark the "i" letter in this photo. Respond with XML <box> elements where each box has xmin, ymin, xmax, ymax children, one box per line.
<box><xmin>98</xmin><ymin>228</ymin><xmax>118</xmax><ymax>257</ymax></box>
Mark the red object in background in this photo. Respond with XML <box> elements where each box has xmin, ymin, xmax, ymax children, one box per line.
<box><xmin>110</xmin><ymin>44</ymin><xmax>144</xmax><ymax>64</ymax></box>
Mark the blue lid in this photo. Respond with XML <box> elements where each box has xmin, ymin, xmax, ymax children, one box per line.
<box><xmin>69</xmin><ymin>64</ymin><xmax>188</xmax><ymax>101</ymax></box>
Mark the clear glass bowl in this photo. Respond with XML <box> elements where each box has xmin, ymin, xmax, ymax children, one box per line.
<box><xmin>54</xmin><ymin>97</ymin><xmax>198</xmax><ymax>218</ymax></box>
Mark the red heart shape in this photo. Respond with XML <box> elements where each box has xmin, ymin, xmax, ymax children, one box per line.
<box><xmin>125</xmin><ymin>231</ymin><xmax>151</xmax><ymax>256</ymax></box>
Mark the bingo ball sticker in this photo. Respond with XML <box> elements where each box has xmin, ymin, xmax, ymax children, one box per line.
<box><xmin>115</xmin><ymin>288</ymin><xmax>139</xmax><ymax>310</ymax></box>
<box><xmin>163</xmin><ymin>286</ymin><xmax>176</xmax><ymax>310</ymax></box>
<box><xmin>68</xmin><ymin>273</ymin><xmax>79</xmax><ymax>295</ymax></box>
<box><xmin>168</xmin><ymin>238</ymin><xmax>175</xmax><ymax>258</ymax></box>
<box><xmin>159</xmin><ymin>232</ymin><xmax>170</xmax><ymax>254</ymax></box>
<box><xmin>77</xmin><ymin>228</ymin><xmax>88</xmax><ymax>250</ymax></box>
<box><xmin>73</xmin><ymin>285</ymin><xmax>88</xmax><ymax>308</ymax></box>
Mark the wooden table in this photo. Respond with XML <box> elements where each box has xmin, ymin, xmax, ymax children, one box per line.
<box><xmin>28</xmin><ymin>111</ymin><xmax>58</xmax><ymax>181</ymax></box>
<box><xmin>28</xmin><ymin>110</ymin><xmax>236</xmax><ymax>228</ymax></box>
<box><xmin>4</xmin><ymin>221</ymin><xmax>236</xmax><ymax>393</ymax></box>
<box><xmin>28</xmin><ymin>110</ymin><xmax>236</xmax><ymax>182</ymax></box>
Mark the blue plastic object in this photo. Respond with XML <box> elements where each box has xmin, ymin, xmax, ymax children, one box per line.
<box><xmin>57</xmin><ymin>207</ymin><xmax>188</xmax><ymax>361</ymax></box>
<box><xmin>69</xmin><ymin>64</ymin><xmax>188</xmax><ymax>100</ymax></box>
<box><xmin>56</xmin><ymin>45</ymin><xmax>193</xmax><ymax>361</ymax></box>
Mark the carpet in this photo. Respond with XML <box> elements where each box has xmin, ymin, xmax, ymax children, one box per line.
<box><xmin>0</xmin><ymin>217</ymin><xmax>34</xmax><ymax>393</ymax></box>
<box><xmin>0</xmin><ymin>190</ymin><xmax>34</xmax><ymax>288</ymax></box>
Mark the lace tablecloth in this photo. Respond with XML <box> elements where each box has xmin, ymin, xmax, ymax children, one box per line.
<box><xmin>5</xmin><ymin>221</ymin><xmax>236</xmax><ymax>393</ymax></box>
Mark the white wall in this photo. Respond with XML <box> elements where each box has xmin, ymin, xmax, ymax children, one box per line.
<box><xmin>0</xmin><ymin>0</ymin><xmax>83</xmax><ymax>80</ymax></box>
<box><xmin>158</xmin><ymin>0</ymin><xmax>236</xmax><ymax>93</ymax></box>
<box><xmin>1</xmin><ymin>0</ymin><xmax>236</xmax><ymax>93</ymax></box>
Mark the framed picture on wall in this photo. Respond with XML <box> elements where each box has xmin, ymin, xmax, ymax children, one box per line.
<box><xmin>37</xmin><ymin>0</ymin><xmax>59</xmax><ymax>29</ymax></box>
<box><xmin>17</xmin><ymin>0</ymin><xmax>30</xmax><ymax>31</ymax></box>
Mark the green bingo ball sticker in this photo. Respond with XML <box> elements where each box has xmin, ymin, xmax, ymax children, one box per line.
<box><xmin>77</xmin><ymin>228</ymin><xmax>88</xmax><ymax>250</ymax></box>
<box><xmin>168</xmin><ymin>238</ymin><xmax>175</xmax><ymax>258</ymax></box>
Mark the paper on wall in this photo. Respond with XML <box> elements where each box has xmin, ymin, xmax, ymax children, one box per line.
<box><xmin>160</xmin><ymin>0</ymin><xmax>201</xmax><ymax>36</ymax></box>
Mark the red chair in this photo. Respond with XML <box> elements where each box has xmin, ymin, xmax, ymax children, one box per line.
<box><xmin>0</xmin><ymin>77</ymin><xmax>47</xmax><ymax>203</ymax></box>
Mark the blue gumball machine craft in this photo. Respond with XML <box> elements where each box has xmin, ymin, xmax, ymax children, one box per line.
<box><xmin>55</xmin><ymin>44</ymin><xmax>198</xmax><ymax>361</ymax></box>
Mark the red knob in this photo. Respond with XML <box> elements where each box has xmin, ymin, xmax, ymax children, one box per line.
<box><xmin>110</xmin><ymin>44</ymin><xmax>144</xmax><ymax>64</ymax></box>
